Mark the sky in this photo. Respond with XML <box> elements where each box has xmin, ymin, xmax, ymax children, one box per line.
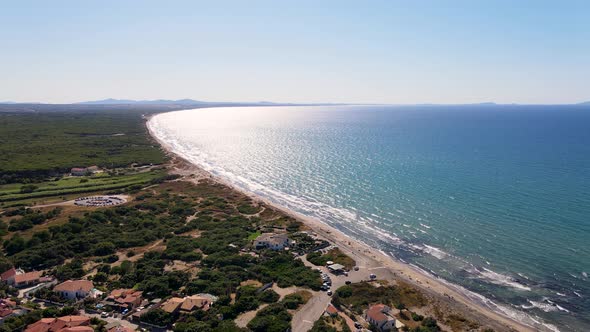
<box><xmin>1</xmin><ymin>0</ymin><xmax>589</xmax><ymax>104</ymax></box>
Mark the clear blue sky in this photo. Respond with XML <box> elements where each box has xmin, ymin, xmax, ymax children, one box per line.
<box><xmin>1</xmin><ymin>0</ymin><xmax>588</xmax><ymax>104</ymax></box>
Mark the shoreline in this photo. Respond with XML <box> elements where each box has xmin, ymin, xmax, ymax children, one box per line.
<box><xmin>146</xmin><ymin>113</ymin><xmax>537</xmax><ymax>332</ymax></box>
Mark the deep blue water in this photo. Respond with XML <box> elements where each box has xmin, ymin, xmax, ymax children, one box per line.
<box><xmin>150</xmin><ymin>105</ymin><xmax>590</xmax><ymax>331</ymax></box>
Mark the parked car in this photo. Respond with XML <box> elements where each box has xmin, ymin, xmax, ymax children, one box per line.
<box><xmin>327</xmin><ymin>290</ymin><xmax>333</xmax><ymax>296</ymax></box>
<box><xmin>345</xmin><ymin>280</ymin><xmax>352</xmax><ymax>285</ymax></box>
<box><xmin>100</xmin><ymin>312</ymin><xmax>109</xmax><ymax>318</ymax></box>
<box><xmin>354</xmin><ymin>266</ymin><xmax>360</xmax><ymax>271</ymax></box>
<box><xmin>369</xmin><ymin>273</ymin><xmax>377</xmax><ymax>280</ymax></box>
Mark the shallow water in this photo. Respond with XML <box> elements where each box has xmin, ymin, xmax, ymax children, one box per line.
<box><xmin>149</xmin><ymin>105</ymin><xmax>590</xmax><ymax>331</ymax></box>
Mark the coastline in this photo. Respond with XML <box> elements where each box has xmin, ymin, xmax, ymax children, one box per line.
<box><xmin>146</xmin><ymin>113</ymin><xmax>536</xmax><ymax>332</ymax></box>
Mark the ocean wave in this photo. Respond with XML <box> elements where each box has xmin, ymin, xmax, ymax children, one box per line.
<box><xmin>470</xmin><ymin>267</ymin><xmax>532</xmax><ymax>291</ymax></box>
<box><xmin>522</xmin><ymin>299</ymin><xmax>570</xmax><ymax>313</ymax></box>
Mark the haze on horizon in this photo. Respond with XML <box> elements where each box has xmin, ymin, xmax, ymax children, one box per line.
<box><xmin>1</xmin><ymin>0</ymin><xmax>589</xmax><ymax>105</ymax></box>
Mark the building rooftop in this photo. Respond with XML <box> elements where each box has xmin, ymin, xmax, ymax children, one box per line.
<box><xmin>54</xmin><ymin>280</ymin><xmax>94</xmax><ymax>292</ymax></box>
<box><xmin>327</xmin><ymin>263</ymin><xmax>345</xmax><ymax>271</ymax></box>
<box><xmin>366</xmin><ymin>304</ymin><xmax>390</xmax><ymax>323</ymax></box>
<box><xmin>14</xmin><ymin>271</ymin><xmax>43</xmax><ymax>284</ymax></box>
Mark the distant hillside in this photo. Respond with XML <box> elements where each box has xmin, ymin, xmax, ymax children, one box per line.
<box><xmin>77</xmin><ymin>98</ymin><xmax>207</xmax><ymax>105</ymax></box>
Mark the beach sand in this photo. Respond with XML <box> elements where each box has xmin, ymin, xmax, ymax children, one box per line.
<box><xmin>147</xmin><ymin>118</ymin><xmax>535</xmax><ymax>332</ymax></box>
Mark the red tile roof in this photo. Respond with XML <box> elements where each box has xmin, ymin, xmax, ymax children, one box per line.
<box><xmin>325</xmin><ymin>304</ymin><xmax>339</xmax><ymax>315</ymax></box>
<box><xmin>1</xmin><ymin>267</ymin><xmax>17</xmax><ymax>281</ymax></box>
<box><xmin>24</xmin><ymin>318</ymin><xmax>55</xmax><ymax>332</ymax></box>
<box><xmin>366</xmin><ymin>304</ymin><xmax>388</xmax><ymax>323</ymax></box>
<box><xmin>25</xmin><ymin>315</ymin><xmax>92</xmax><ymax>332</ymax></box>
<box><xmin>14</xmin><ymin>271</ymin><xmax>43</xmax><ymax>284</ymax></box>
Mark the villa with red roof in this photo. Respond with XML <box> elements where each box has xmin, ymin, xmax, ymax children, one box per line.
<box><xmin>1</xmin><ymin>267</ymin><xmax>51</xmax><ymax>288</ymax></box>
<box><xmin>365</xmin><ymin>304</ymin><xmax>397</xmax><ymax>332</ymax></box>
<box><xmin>104</xmin><ymin>289</ymin><xmax>143</xmax><ymax>311</ymax></box>
<box><xmin>160</xmin><ymin>295</ymin><xmax>210</xmax><ymax>314</ymax></box>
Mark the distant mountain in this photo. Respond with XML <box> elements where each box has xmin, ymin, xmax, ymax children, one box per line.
<box><xmin>77</xmin><ymin>98</ymin><xmax>208</xmax><ymax>105</ymax></box>
<box><xmin>0</xmin><ymin>101</ymin><xmax>41</xmax><ymax>104</ymax></box>
<box><xmin>578</xmin><ymin>101</ymin><xmax>590</xmax><ymax>105</ymax></box>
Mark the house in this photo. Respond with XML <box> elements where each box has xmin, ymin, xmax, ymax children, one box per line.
<box><xmin>104</xmin><ymin>289</ymin><xmax>143</xmax><ymax>312</ymax></box>
<box><xmin>254</xmin><ymin>233</ymin><xmax>290</xmax><ymax>250</ymax></box>
<box><xmin>14</xmin><ymin>271</ymin><xmax>47</xmax><ymax>288</ymax></box>
<box><xmin>160</xmin><ymin>295</ymin><xmax>210</xmax><ymax>314</ymax></box>
<box><xmin>365</xmin><ymin>304</ymin><xmax>397</xmax><ymax>332</ymax></box>
<box><xmin>1</xmin><ymin>267</ymin><xmax>50</xmax><ymax>288</ymax></box>
<box><xmin>25</xmin><ymin>315</ymin><xmax>91</xmax><ymax>332</ymax></box>
<box><xmin>1</xmin><ymin>267</ymin><xmax>17</xmax><ymax>284</ymax></box>
<box><xmin>53</xmin><ymin>280</ymin><xmax>94</xmax><ymax>300</ymax></box>
<box><xmin>70</xmin><ymin>166</ymin><xmax>99</xmax><ymax>176</ymax></box>
<box><xmin>179</xmin><ymin>295</ymin><xmax>210</xmax><ymax>313</ymax></box>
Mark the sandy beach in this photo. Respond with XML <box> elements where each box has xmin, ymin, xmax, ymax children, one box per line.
<box><xmin>146</xmin><ymin>116</ymin><xmax>535</xmax><ymax>332</ymax></box>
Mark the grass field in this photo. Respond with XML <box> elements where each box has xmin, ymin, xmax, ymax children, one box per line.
<box><xmin>0</xmin><ymin>169</ymin><xmax>167</xmax><ymax>205</ymax></box>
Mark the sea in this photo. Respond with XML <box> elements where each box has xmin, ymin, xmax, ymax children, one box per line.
<box><xmin>148</xmin><ymin>105</ymin><xmax>590</xmax><ymax>331</ymax></box>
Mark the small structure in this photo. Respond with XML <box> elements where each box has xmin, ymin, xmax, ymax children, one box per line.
<box><xmin>254</xmin><ymin>233</ymin><xmax>290</xmax><ymax>250</ymax></box>
<box><xmin>104</xmin><ymin>289</ymin><xmax>143</xmax><ymax>312</ymax></box>
<box><xmin>365</xmin><ymin>304</ymin><xmax>397</xmax><ymax>332</ymax></box>
<box><xmin>54</xmin><ymin>280</ymin><xmax>94</xmax><ymax>300</ymax></box>
<box><xmin>25</xmin><ymin>315</ymin><xmax>91</xmax><ymax>332</ymax></box>
<box><xmin>327</xmin><ymin>263</ymin><xmax>346</xmax><ymax>274</ymax></box>
<box><xmin>70</xmin><ymin>166</ymin><xmax>100</xmax><ymax>176</ymax></box>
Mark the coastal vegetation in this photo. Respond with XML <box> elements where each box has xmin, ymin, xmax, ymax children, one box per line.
<box><xmin>0</xmin><ymin>108</ymin><xmax>503</xmax><ymax>331</ymax></box>
<box><xmin>332</xmin><ymin>281</ymin><xmax>427</xmax><ymax>314</ymax></box>
<box><xmin>0</xmin><ymin>111</ymin><xmax>165</xmax><ymax>184</ymax></box>
<box><xmin>307</xmin><ymin>247</ymin><xmax>356</xmax><ymax>269</ymax></box>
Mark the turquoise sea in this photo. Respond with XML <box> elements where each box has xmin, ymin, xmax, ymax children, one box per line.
<box><xmin>149</xmin><ymin>105</ymin><xmax>590</xmax><ymax>331</ymax></box>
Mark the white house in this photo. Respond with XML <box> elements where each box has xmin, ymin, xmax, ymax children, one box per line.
<box><xmin>54</xmin><ymin>280</ymin><xmax>94</xmax><ymax>300</ymax></box>
<box><xmin>254</xmin><ymin>233</ymin><xmax>290</xmax><ymax>250</ymax></box>
<box><xmin>366</xmin><ymin>304</ymin><xmax>397</xmax><ymax>332</ymax></box>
